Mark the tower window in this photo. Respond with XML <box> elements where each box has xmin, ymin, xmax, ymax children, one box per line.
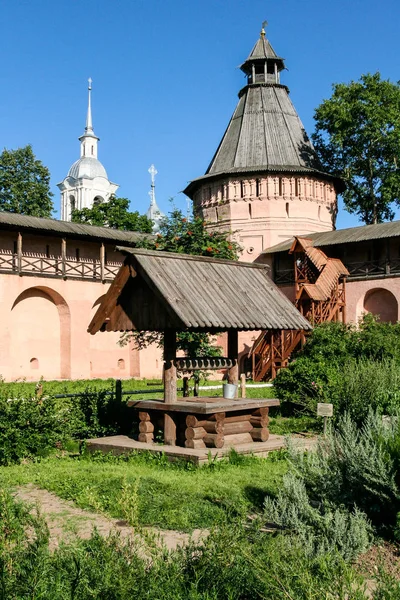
<box><xmin>295</xmin><ymin>178</ymin><xmax>299</xmax><ymax>197</ymax></box>
<box><xmin>91</xmin><ymin>145</ymin><xmax>94</xmax><ymax>155</ymax></box>
<box><xmin>318</xmin><ymin>205</ymin><xmax>321</xmax><ymax>220</ymax></box>
<box><xmin>286</xmin><ymin>202</ymin><xmax>289</xmax><ymax>218</ymax></box>
<box><xmin>249</xmin><ymin>203</ymin><xmax>252</xmax><ymax>219</ymax></box>
<box><xmin>240</xmin><ymin>181</ymin><xmax>245</xmax><ymax>198</ymax></box>
<box><xmin>70</xmin><ymin>196</ymin><xmax>76</xmax><ymax>212</ymax></box>
<box><xmin>256</xmin><ymin>179</ymin><xmax>260</xmax><ymax>197</ymax></box>
<box><xmin>279</xmin><ymin>178</ymin><xmax>283</xmax><ymax>197</ymax></box>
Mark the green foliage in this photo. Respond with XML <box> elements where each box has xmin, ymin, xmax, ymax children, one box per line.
<box><xmin>0</xmin><ymin>145</ymin><xmax>54</xmax><ymax>217</ymax></box>
<box><xmin>147</xmin><ymin>207</ymin><xmax>241</xmax><ymax>259</ymax></box>
<box><xmin>0</xmin><ymin>487</ymin><xmax>371</xmax><ymax>599</ymax></box>
<box><xmin>265</xmin><ymin>474</ymin><xmax>372</xmax><ymax>560</ymax></box>
<box><xmin>0</xmin><ymin>452</ymin><xmax>287</xmax><ymax>530</ymax></box>
<box><xmin>313</xmin><ymin>72</ymin><xmax>400</xmax><ymax>224</ymax></box>
<box><xmin>285</xmin><ymin>413</ymin><xmax>400</xmax><ymax>533</ymax></box>
<box><xmin>274</xmin><ymin>317</ymin><xmax>400</xmax><ymax>421</ymax></box>
<box><xmin>71</xmin><ymin>195</ymin><xmax>153</xmax><ymax>232</ymax></box>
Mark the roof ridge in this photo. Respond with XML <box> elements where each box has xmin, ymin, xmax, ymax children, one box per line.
<box><xmin>116</xmin><ymin>246</ymin><xmax>269</xmax><ymax>269</ymax></box>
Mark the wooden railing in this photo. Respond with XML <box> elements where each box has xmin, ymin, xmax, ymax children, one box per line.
<box><xmin>0</xmin><ymin>250</ymin><xmax>121</xmax><ymax>282</ymax></box>
<box><xmin>275</xmin><ymin>259</ymin><xmax>400</xmax><ymax>284</ymax></box>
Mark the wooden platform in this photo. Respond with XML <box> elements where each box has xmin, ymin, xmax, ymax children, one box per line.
<box><xmin>128</xmin><ymin>397</ymin><xmax>279</xmax><ymax>414</ymax></box>
<box><xmin>85</xmin><ymin>434</ymin><xmax>315</xmax><ymax>465</ymax></box>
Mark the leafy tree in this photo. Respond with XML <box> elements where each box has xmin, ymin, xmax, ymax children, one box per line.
<box><xmin>0</xmin><ymin>145</ymin><xmax>54</xmax><ymax>217</ymax></box>
<box><xmin>147</xmin><ymin>207</ymin><xmax>240</xmax><ymax>259</ymax></box>
<box><xmin>71</xmin><ymin>195</ymin><xmax>153</xmax><ymax>232</ymax></box>
<box><xmin>121</xmin><ymin>208</ymin><xmax>241</xmax><ymax>360</ymax></box>
<box><xmin>312</xmin><ymin>72</ymin><xmax>400</xmax><ymax>224</ymax></box>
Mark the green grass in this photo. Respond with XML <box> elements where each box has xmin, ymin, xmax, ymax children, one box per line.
<box><xmin>0</xmin><ymin>451</ymin><xmax>287</xmax><ymax>531</ymax></box>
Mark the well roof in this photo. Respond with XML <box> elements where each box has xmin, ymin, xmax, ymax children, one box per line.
<box><xmin>262</xmin><ymin>219</ymin><xmax>400</xmax><ymax>255</ymax></box>
<box><xmin>0</xmin><ymin>211</ymin><xmax>151</xmax><ymax>245</ymax></box>
<box><xmin>88</xmin><ymin>247</ymin><xmax>311</xmax><ymax>333</ymax></box>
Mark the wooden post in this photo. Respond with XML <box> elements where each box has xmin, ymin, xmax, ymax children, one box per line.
<box><xmin>17</xmin><ymin>232</ymin><xmax>22</xmax><ymax>274</ymax></box>
<box><xmin>227</xmin><ymin>329</ymin><xmax>239</xmax><ymax>398</ymax></box>
<box><xmin>163</xmin><ymin>330</ymin><xmax>177</xmax><ymax>404</ymax></box>
<box><xmin>115</xmin><ymin>379</ymin><xmax>122</xmax><ymax>403</ymax></box>
<box><xmin>240</xmin><ymin>373</ymin><xmax>246</xmax><ymax>398</ymax></box>
<box><xmin>100</xmin><ymin>243</ymin><xmax>105</xmax><ymax>281</ymax></box>
<box><xmin>61</xmin><ymin>238</ymin><xmax>66</xmax><ymax>278</ymax></box>
<box><xmin>182</xmin><ymin>376</ymin><xmax>189</xmax><ymax>397</ymax></box>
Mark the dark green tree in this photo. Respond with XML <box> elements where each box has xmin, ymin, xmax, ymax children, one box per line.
<box><xmin>71</xmin><ymin>195</ymin><xmax>153</xmax><ymax>233</ymax></box>
<box><xmin>0</xmin><ymin>145</ymin><xmax>54</xmax><ymax>217</ymax></box>
<box><xmin>312</xmin><ymin>72</ymin><xmax>400</xmax><ymax>224</ymax></box>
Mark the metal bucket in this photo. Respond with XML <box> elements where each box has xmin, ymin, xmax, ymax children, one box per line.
<box><xmin>223</xmin><ymin>383</ymin><xmax>237</xmax><ymax>399</ymax></box>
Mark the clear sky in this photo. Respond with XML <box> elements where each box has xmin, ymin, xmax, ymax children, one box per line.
<box><xmin>0</xmin><ymin>0</ymin><xmax>399</xmax><ymax>230</ymax></box>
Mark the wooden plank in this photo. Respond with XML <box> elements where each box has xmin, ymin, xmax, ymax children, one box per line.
<box><xmin>100</xmin><ymin>243</ymin><xmax>105</xmax><ymax>281</ymax></box>
<box><xmin>223</xmin><ymin>432</ymin><xmax>253</xmax><ymax>445</ymax></box>
<box><xmin>135</xmin><ymin>398</ymin><xmax>279</xmax><ymax>414</ymax></box>
<box><xmin>88</xmin><ymin>262</ymin><xmax>135</xmax><ymax>334</ymax></box>
<box><xmin>17</xmin><ymin>232</ymin><xmax>22</xmax><ymax>274</ymax></box>
<box><xmin>61</xmin><ymin>238</ymin><xmax>66</xmax><ymax>278</ymax></box>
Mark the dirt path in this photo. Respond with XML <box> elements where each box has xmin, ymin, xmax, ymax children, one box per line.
<box><xmin>15</xmin><ymin>484</ymin><xmax>207</xmax><ymax>552</ymax></box>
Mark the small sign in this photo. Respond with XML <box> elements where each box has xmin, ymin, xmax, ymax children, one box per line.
<box><xmin>317</xmin><ymin>403</ymin><xmax>333</xmax><ymax>417</ymax></box>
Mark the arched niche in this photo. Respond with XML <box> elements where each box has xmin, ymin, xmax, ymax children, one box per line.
<box><xmin>363</xmin><ymin>288</ymin><xmax>398</xmax><ymax>323</ymax></box>
<box><xmin>11</xmin><ymin>286</ymin><xmax>71</xmax><ymax>379</ymax></box>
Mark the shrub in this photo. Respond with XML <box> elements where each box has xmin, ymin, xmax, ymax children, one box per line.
<box><xmin>267</xmin><ymin>413</ymin><xmax>400</xmax><ymax>540</ymax></box>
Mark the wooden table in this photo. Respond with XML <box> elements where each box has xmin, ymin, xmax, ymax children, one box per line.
<box><xmin>128</xmin><ymin>397</ymin><xmax>280</xmax><ymax>448</ymax></box>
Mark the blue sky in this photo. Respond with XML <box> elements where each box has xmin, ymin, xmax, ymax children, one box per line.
<box><xmin>0</xmin><ymin>0</ymin><xmax>399</xmax><ymax>229</ymax></box>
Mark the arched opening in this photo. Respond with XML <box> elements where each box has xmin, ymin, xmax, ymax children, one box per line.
<box><xmin>93</xmin><ymin>196</ymin><xmax>104</xmax><ymax>205</ymax></box>
<box><xmin>11</xmin><ymin>286</ymin><xmax>71</xmax><ymax>379</ymax></box>
<box><xmin>69</xmin><ymin>195</ymin><xmax>76</xmax><ymax>213</ymax></box>
<box><xmin>118</xmin><ymin>358</ymin><xmax>125</xmax><ymax>370</ymax></box>
<box><xmin>363</xmin><ymin>288</ymin><xmax>398</xmax><ymax>323</ymax></box>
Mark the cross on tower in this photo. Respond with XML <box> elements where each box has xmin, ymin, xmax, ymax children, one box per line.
<box><xmin>88</xmin><ymin>77</ymin><xmax>92</xmax><ymax>90</ymax></box>
<box><xmin>148</xmin><ymin>164</ymin><xmax>158</xmax><ymax>186</ymax></box>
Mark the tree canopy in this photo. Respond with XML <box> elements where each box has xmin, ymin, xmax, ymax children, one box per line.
<box><xmin>0</xmin><ymin>145</ymin><xmax>54</xmax><ymax>218</ymax></box>
<box><xmin>312</xmin><ymin>72</ymin><xmax>400</xmax><ymax>224</ymax></box>
<box><xmin>147</xmin><ymin>207</ymin><xmax>240</xmax><ymax>260</ymax></box>
<box><xmin>71</xmin><ymin>195</ymin><xmax>153</xmax><ymax>233</ymax></box>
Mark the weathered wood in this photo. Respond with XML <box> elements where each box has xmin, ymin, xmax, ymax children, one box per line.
<box><xmin>223</xmin><ymin>421</ymin><xmax>253</xmax><ymax>435</ymax></box>
<box><xmin>138</xmin><ymin>411</ymin><xmax>151</xmax><ymax>421</ymax></box>
<box><xmin>204</xmin><ymin>433</ymin><xmax>225</xmax><ymax>448</ymax></box>
<box><xmin>202</xmin><ymin>421</ymin><xmax>224</xmax><ymax>434</ymax></box>
<box><xmin>250</xmin><ymin>428</ymin><xmax>269</xmax><ymax>442</ymax></box>
<box><xmin>240</xmin><ymin>373</ymin><xmax>246</xmax><ymax>398</ymax></box>
<box><xmin>250</xmin><ymin>416</ymin><xmax>269</xmax><ymax>428</ymax></box>
<box><xmin>88</xmin><ymin>262</ymin><xmax>134</xmax><ymax>334</ymax></box>
<box><xmin>227</xmin><ymin>330</ymin><xmax>239</xmax><ymax>396</ymax></box>
<box><xmin>252</xmin><ymin>407</ymin><xmax>269</xmax><ymax>418</ymax></box>
<box><xmin>139</xmin><ymin>421</ymin><xmax>154</xmax><ymax>433</ymax></box>
<box><xmin>17</xmin><ymin>232</ymin><xmax>22</xmax><ymax>274</ymax></box>
<box><xmin>138</xmin><ymin>432</ymin><xmax>154</xmax><ymax>443</ymax></box>
<box><xmin>185</xmin><ymin>426</ymin><xmax>206</xmax><ymax>440</ymax></box>
<box><xmin>100</xmin><ymin>243</ymin><xmax>105</xmax><ymax>281</ymax></box>
<box><xmin>164</xmin><ymin>330</ymin><xmax>177</xmax><ymax>404</ymax></box>
<box><xmin>185</xmin><ymin>413</ymin><xmax>225</xmax><ymax>427</ymax></box>
<box><xmin>61</xmin><ymin>237</ymin><xmax>66</xmax><ymax>277</ymax></box>
<box><xmin>224</xmin><ymin>414</ymin><xmax>252</xmax><ymax>424</ymax></box>
<box><xmin>164</xmin><ymin>413</ymin><xmax>176</xmax><ymax>445</ymax></box>
<box><xmin>223</xmin><ymin>432</ymin><xmax>253</xmax><ymax>445</ymax></box>
<box><xmin>185</xmin><ymin>439</ymin><xmax>206</xmax><ymax>449</ymax></box>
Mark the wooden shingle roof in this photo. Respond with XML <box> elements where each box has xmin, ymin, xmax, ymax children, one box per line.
<box><xmin>88</xmin><ymin>248</ymin><xmax>311</xmax><ymax>334</ymax></box>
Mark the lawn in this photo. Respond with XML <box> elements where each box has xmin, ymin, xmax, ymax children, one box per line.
<box><xmin>0</xmin><ymin>451</ymin><xmax>287</xmax><ymax>531</ymax></box>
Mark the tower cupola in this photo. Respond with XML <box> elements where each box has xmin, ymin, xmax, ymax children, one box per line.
<box><xmin>240</xmin><ymin>22</ymin><xmax>285</xmax><ymax>85</ymax></box>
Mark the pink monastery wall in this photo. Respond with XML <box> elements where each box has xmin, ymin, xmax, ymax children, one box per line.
<box><xmin>0</xmin><ymin>231</ymin><xmax>164</xmax><ymax>382</ymax></box>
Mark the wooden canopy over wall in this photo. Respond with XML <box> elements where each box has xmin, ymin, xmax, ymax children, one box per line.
<box><xmin>88</xmin><ymin>247</ymin><xmax>311</xmax><ymax>335</ymax></box>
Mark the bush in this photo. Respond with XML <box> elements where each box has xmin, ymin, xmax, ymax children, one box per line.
<box><xmin>0</xmin><ymin>386</ymin><xmax>135</xmax><ymax>465</ymax></box>
<box><xmin>274</xmin><ymin>316</ymin><xmax>400</xmax><ymax>421</ymax></box>
<box><xmin>0</xmin><ymin>488</ymin><xmax>370</xmax><ymax>599</ymax></box>
<box><xmin>265</xmin><ymin>413</ymin><xmax>400</xmax><ymax>543</ymax></box>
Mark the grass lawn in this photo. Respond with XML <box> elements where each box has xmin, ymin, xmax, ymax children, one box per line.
<box><xmin>0</xmin><ymin>451</ymin><xmax>287</xmax><ymax>531</ymax></box>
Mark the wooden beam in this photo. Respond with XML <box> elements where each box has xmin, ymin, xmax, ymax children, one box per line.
<box><xmin>87</xmin><ymin>261</ymin><xmax>135</xmax><ymax>334</ymax></box>
<box><xmin>227</xmin><ymin>329</ymin><xmax>238</xmax><ymax>395</ymax></box>
<box><xmin>61</xmin><ymin>238</ymin><xmax>66</xmax><ymax>278</ymax></box>
<box><xmin>163</xmin><ymin>329</ymin><xmax>177</xmax><ymax>404</ymax></box>
<box><xmin>17</xmin><ymin>232</ymin><xmax>22</xmax><ymax>274</ymax></box>
<box><xmin>100</xmin><ymin>243</ymin><xmax>105</xmax><ymax>281</ymax></box>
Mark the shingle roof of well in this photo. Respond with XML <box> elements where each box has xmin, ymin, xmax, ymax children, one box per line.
<box><xmin>89</xmin><ymin>248</ymin><xmax>311</xmax><ymax>332</ymax></box>
<box><xmin>262</xmin><ymin>220</ymin><xmax>400</xmax><ymax>255</ymax></box>
<box><xmin>0</xmin><ymin>211</ymin><xmax>151</xmax><ymax>245</ymax></box>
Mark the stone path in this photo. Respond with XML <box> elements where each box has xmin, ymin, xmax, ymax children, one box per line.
<box><xmin>15</xmin><ymin>484</ymin><xmax>207</xmax><ymax>552</ymax></box>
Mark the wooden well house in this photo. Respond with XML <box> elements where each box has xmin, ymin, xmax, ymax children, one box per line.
<box><xmin>88</xmin><ymin>248</ymin><xmax>311</xmax><ymax>451</ymax></box>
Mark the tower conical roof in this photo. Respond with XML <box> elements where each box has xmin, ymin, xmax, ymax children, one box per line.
<box><xmin>184</xmin><ymin>28</ymin><xmax>343</xmax><ymax>198</ymax></box>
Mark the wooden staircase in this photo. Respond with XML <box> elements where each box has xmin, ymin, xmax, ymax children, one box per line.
<box><xmin>250</xmin><ymin>237</ymin><xmax>348</xmax><ymax>381</ymax></box>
